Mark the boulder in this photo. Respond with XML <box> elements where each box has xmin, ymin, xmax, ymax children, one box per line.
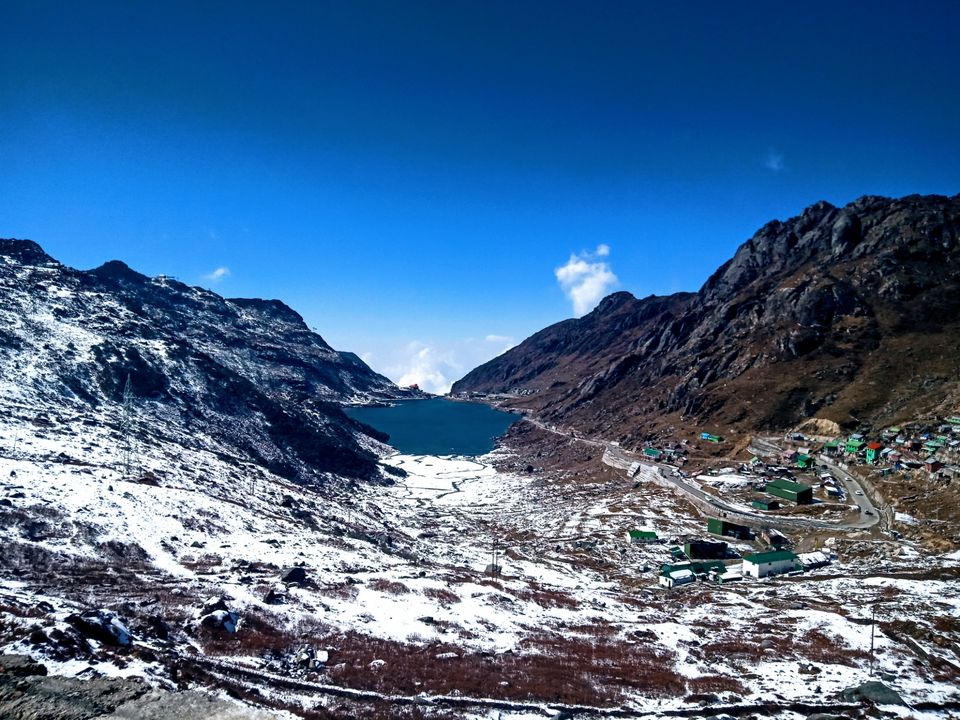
<box><xmin>294</xmin><ymin>646</ymin><xmax>314</xmax><ymax>668</ymax></box>
<box><xmin>44</xmin><ymin>624</ymin><xmax>94</xmax><ymax>659</ymax></box>
<box><xmin>66</xmin><ymin>609</ymin><xmax>133</xmax><ymax>646</ymax></box>
<box><xmin>199</xmin><ymin>610</ymin><xmax>239</xmax><ymax>633</ymax></box>
<box><xmin>840</xmin><ymin>680</ymin><xmax>905</xmax><ymax>706</ymax></box>
<box><xmin>280</xmin><ymin>567</ymin><xmax>308</xmax><ymax>585</ymax></box>
<box><xmin>194</xmin><ymin>597</ymin><xmax>239</xmax><ymax>633</ymax></box>
<box><xmin>198</xmin><ymin>596</ymin><xmax>230</xmax><ymax>616</ymax></box>
<box><xmin>262</xmin><ymin>588</ymin><xmax>284</xmax><ymax>605</ymax></box>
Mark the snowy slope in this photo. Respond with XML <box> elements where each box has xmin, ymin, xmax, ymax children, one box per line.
<box><xmin>1</xmin><ymin>239</ymin><xmax>959</xmax><ymax>718</ymax></box>
<box><xmin>0</xmin><ymin>239</ymin><xmax>417</xmax><ymax>484</ymax></box>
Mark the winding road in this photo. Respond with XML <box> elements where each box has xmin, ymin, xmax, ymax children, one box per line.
<box><xmin>522</xmin><ymin>416</ymin><xmax>880</xmax><ymax>532</ymax></box>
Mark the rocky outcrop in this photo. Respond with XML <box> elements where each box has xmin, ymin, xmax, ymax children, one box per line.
<box><xmin>453</xmin><ymin>193</ymin><xmax>960</xmax><ymax>442</ymax></box>
<box><xmin>0</xmin><ymin>657</ymin><xmax>278</xmax><ymax>720</ymax></box>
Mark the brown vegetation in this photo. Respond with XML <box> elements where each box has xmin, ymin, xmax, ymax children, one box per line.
<box><xmin>368</xmin><ymin>579</ymin><xmax>410</xmax><ymax>595</ymax></box>
<box><xmin>322</xmin><ymin>630</ymin><xmax>684</xmax><ymax>705</ymax></box>
<box><xmin>422</xmin><ymin>587</ymin><xmax>460</xmax><ymax>605</ymax></box>
<box><xmin>686</xmin><ymin>674</ymin><xmax>746</xmax><ymax>695</ymax></box>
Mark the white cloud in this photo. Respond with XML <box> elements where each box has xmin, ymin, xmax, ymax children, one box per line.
<box><xmin>203</xmin><ymin>266</ymin><xmax>231</xmax><ymax>283</ymax></box>
<box><xmin>386</xmin><ymin>342</ymin><xmax>462</xmax><ymax>395</ymax></box>
<box><xmin>376</xmin><ymin>335</ymin><xmax>516</xmax><ymax>395</ymax></box>
<box><xmin>765</xmin><ymin>150</ymin><xmax>784</xmax><ymax>172</ymax></box>
<box><xmin>555</xmin><ymin>245</ymin><xmax>619</xmax><ymax>317</ymax></box>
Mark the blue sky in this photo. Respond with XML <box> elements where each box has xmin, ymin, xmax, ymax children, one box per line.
<box><xmin>2</xmin><ymin>1</ymin><xmax>958</xmax><ymax>392</ymax></box>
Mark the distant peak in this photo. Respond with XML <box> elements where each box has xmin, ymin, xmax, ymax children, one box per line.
<box><xmin>87</xmin><ymin>260</ymin><xmax>149</xmax><ymax>284</ymax></box>
<box><xmin>0</xmin><ymin>239</ymin><xmax>57</xmax><ymax>265</ymax></box>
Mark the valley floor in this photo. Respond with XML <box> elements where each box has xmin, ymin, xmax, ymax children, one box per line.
<box><xmin>1</xmin><ymin>417</ymin><xmax>960</xmax><ymax>718</ymax></box>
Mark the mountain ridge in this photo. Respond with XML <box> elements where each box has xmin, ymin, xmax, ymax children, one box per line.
<box><xmin>452</xmin><ymin>192</ymin><xmax>960</xmax><ymax>444</ymax></box>
<box><xmin>0</xmin><ymin>238</ymin><xmax>417</xmax><ymax>484</ymax></box>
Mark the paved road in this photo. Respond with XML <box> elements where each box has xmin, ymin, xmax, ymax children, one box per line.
<box><xmin>523</xmin><ymin>416</ymin><xmax>880</xmax><ymax>532</ymax></box>
<box><xmin>604</xmin><ymin>444</ymin><xmax>879</xmax><ymax>531</ymax></box>
<box><xmin>816</xmin><ymin>456</ymin><xmax>881</xmax><ymax>522</ymax></box>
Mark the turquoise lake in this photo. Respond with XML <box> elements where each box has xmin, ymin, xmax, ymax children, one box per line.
<box><xmin>344</xmin><ymin>398</ymin><xmax>519</xmax><ymax>456</ymax></box>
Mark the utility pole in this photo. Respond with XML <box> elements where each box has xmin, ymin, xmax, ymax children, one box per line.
<box><xmin>119</xmin><ymin>374</ymin><xmax>136</xmax><ymax>480</ymax></box>
<box><xmin>490</xmin><ymin>535</ymin><xmax>501</xmax><ymax>577</ymax></box>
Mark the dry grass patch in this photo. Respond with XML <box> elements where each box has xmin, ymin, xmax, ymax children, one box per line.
<box><xmin>800</xmin><ymin>629</ymin><xmax>868</xmax><ymax>666</ymax></box>
<box><xmin>511</xmin><ymin>584</ymin><xmax>579</xmax><ymax>610</ymax></box>
<box><xmin>422</xmin><ymin>587</ymin><xmax>460</xmax><ymax>605</ymax></box>
<box><xmin>368</xmin><ymin>578</ymin><xmax>410</xmax><ymax>595</ymax></box>
<box><xmin>321</xmin><ymin>630</ymin><xmax>684</xmax><ymax>705</ymax></box>
<box><xmin>324</xmin><ymin>582</ymin><xmax>359</xmax><ymax>602</ymax></box>
<box><xmin>686</xmin><ymin>674</ymin><xmax>746</xmax><ymax>695</ymax></box>
<box><xmin>201</xmin><ymin>609</ymin><xmax>329</xmax><ymax>656</ymax></box>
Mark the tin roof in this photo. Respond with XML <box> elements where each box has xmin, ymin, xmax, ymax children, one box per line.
<box><xmin>743</xmin><ymin>550</ymin><xmax>798</xmax><ymax>564</ymax></box>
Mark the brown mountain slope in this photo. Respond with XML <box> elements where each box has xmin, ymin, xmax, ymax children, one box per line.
<box><xmin>452</xmin><ymin>193</ymin><xmax>960</xmax><ymax>444</ymax></box>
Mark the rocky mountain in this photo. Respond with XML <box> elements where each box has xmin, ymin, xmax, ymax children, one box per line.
<box><xmin>453</xmin><ymin>193</ymin><xmax>960</xmax><ymax>443</ymax></box>
<box><xmin>2</xmin><ymin>226</ymin><xmax>960</xmax><ymax>720</ymax></box>
<box><xmin>0</xmin><ymin>239</ymin><xmax>417</xmax><ymax>484</ymax></box>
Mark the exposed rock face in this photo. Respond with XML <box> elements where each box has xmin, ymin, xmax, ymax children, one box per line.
<box><xmin>0</xmin><ymin>657</ymin><xmax>278</xmax><ymax>720</ymax></box>
<box><xmin>0</xmin><ymin>240</ymin><xmax>418</xmax><ymax>483</ymax></box>
<box><xmin>453</xmin><ymin>194</ymin><xmax>960</xmax><ymax>441</ymax></box>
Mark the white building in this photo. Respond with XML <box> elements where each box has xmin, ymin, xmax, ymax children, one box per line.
<box><xmin>742</xmin><ymin>550</ymin><xmax>799</xmax><ymax>579</ymax></box>
<box><xmin>659</xmin><ymin>568</ymin><xmax>695</xmax><ymax>588</ymax></box>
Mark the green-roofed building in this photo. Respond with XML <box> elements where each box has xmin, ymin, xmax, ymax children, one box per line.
<box><xmin>627</xmin><ymin>529</ymin><xmax>659</xmax><ymax>544</ymax></box>
<box><xmin>742</xmin><ymin>549</ymin><xmax>800</xmax><ymax>578</ymax></box>
<box><xmin>751</xmin><ymin>499</ymin><xmax>780</xmax><ymax>511</ymax></box>
<box><xmin>845</xmin><ymin>439</ymin><xmax>866</xmax><ymax>454</ymax></box>
<box><xmin>642</xmin><ymin>447</ymin><xmax>663</xmax><ymax>459</ymax></box>
<box><xmin>707</xmin><ymin>517</ymin><xmax>752</xmax><ymax>540</ymax></box>
<box><xmin>765</xmin><ymin>477</ymin><xmax>813</xmax><ymax>504</ymax></box>
<box><xmin>660</xmin><ymin>560</ymin><xmax>726</xmax><ymax>577</ymax></box>
<box><xmin>658</xmin><ymin>566</ymin><xmax>696</xmax><ymax>588</ymax></box>
<box><xmin>796</xmin><ymin>454</ymin><xmax>814</xmax><ymax>469</ymax></box>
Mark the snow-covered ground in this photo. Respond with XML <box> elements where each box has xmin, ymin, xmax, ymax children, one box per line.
<box><xmin>3</xmin><ymin>422</ymin><xmax>960</xmax><ymax>717</ymax></box>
